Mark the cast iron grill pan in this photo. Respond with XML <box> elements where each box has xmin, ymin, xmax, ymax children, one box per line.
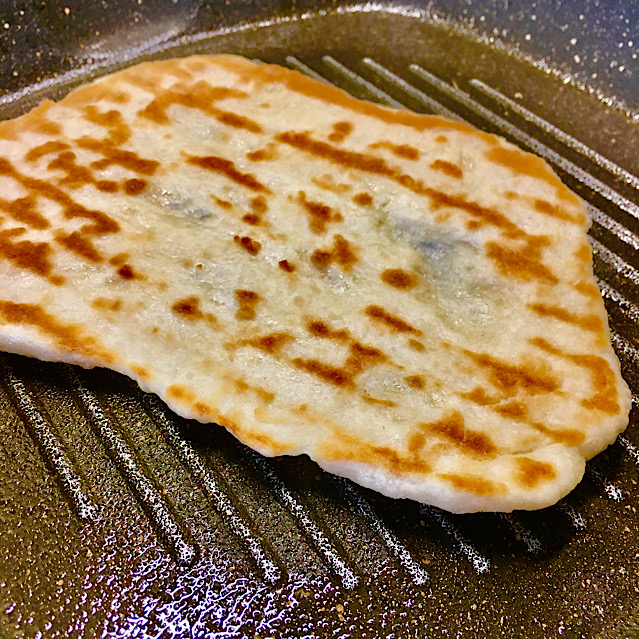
<box><xmin>0</xmin><ymin>5</ymin><xmax>638</xmax><ymax>638</ymax></box>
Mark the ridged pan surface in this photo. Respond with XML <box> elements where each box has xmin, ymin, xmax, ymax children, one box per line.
<box><xmin>0</xmin><ymin>2</ymin><xmax>638</xmax><ymax>638</ymax></box>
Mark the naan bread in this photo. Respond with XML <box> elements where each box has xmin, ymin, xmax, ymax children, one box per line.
<box><xmin>0</xmin><ymin>55</ymin><xmax>630</xmax><ymax>513</ymax></box>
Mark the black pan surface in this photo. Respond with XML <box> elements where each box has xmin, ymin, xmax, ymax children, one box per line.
<box><xmin>0</xmin><ymin>2</ymin><xmax>638</xmax><ymax>637</ymax></box>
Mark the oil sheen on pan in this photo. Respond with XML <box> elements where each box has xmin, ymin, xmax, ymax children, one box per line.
<box><xmin>0</xmin><ymin>55</ymin><xmax>630</xmax><ymax>513</ymax></box>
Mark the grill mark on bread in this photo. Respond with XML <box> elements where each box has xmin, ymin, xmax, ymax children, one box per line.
<box><xmin>247</xmin><ymin>149</ymin><xmax>268</xmax><ymax>161</ymax></box>
<box><xmin>216</xmin><ymin>111</ymin><xmax>263</xmax><ymax>133</ymax></box>
<box><xmin>407</xmin><ymin>430</ymin><xmax>426</xmax><ymax>453</ymax></box>
<box><xmin>130</xmin><ymin>364</ymin><xmax>151</xmax><ymax>382</ymax></box>
<box><xmin>277</xmin><ymin>131</ymin><xmax>398</xmax><ymax>176</ymax></box>
<box><xmin>117</xmin><ymin>263</ymin><xmax>142</xmax><ymax>280</ymax></box>
<box><xmin>123</xmin><ymin>178</ymin><xmax>148</xmax><ymax>196</ymax></box>
<box><xmin>533</xmin><ymin>198</ymin><xmax>582</xmax><ymax>223</ymax></box>
<box><xmin>171</xmin><ymin>296</ymin><xmax>216</xmax><ymax>326</ymax></box>
<box><xmin>0</xmin><ymin>228</ymin><xmax>57</xmax><ymax>281</ymax></box>
<box><xmin>462</xmin><ymin>390</ymin><xmax>585</xmax><ymax>445</ymax></box>
<box><xmin>108</xmin><ymin>253</ymin><xmax>128</xmax><ymax>267</ymax></box>
<box><xmin>530</xmin><ymin>337</ymin><xmax>620</xmax><ymax>414</ymax></box>
<box><xmin>493</xmin><ymin>400</ymin><xmax>581</xmax><ymax>443</ymax></box>
<box><xmin>419</xmin><ymin>411</ymin><xmax>496</xmax><ymax>455</ymax></box>
<box><xmin>292</xmin><ymin>333</ymin><xmax>387</xmax><ymax>390</ymax></box>
<box><xmin>405</xmin><ymin>375</ymin><xmax>425</xmax><ymax>389</ymax></box>
<box><xmin>136</xmin><ymin>81</ymin><xmax>253</xmax><ymax>127</ymax></box>
<box><xmin>345</xmin><ymin>342</ymin><xmax>387</xmax><ymax>373</ymax></box>
<box><xmin>0</xmin><ymin>102</ymin><xmax>62</xmax><ymax>140</ymax></box>
<box><xmin>82</xmin><ymin>106</ymin><xmax>132</xmax><ymax>145</ymax></box>
<box><xmin>25</xmin><ymin>141</ymin><xmax>71</xmax><ymax>163</ymax></box>
<box><xmin>352</xmin><ymin>192</ymin><xmax>373</xmax><ymax>206</ymax></box>
<box><xmin>430</xmin><ymin>159</ymin><xmax>463</xmax><ymax>178</ymax></box>
<box><xmin>166</xmin><ymin>383</ymin><xmax>194</xmax><ymax>402</ymax></box>
<box><xmin>381</xmin><ymin>268</ymin><xmax>418</xmax><ymax>290</ymax></box>
<box><xmin>493</xmin><ymin>400</ymin><xmax>528</xmax><ymax>421</ymax></box>
<box><xmin>574</xmin><ymin>281</ymin><xmax>601</xmax><ymax>298</ymax></box>
<box><xmin>55</xmin><ymin>231</ymin><xmax>104</xmax><ymax>263</ymax></box>
<box><xmin>321</xmin><ymin>429</ymin><xmax>431</xmax><ymax>474</ymax></box>
<box><xmin>234</xmin><ymin>235</ymin><xmax>261</xmax><ymax>255</ymax></box>
<box><xmin>486</xmin><ymin>240</ymin><xmax>558</xmax><ymax>284</ymax></box>
<box><xmin>76</xmin><ymin>137</ymin><xmax>159</xmax><ymax>175</ymax></box>
<box><xmin>235</xmin><ymin>289</ymin><xmax>260</xmax><ymax>320</ymax></box>
<box><xmin>292</xmin><ymin>358</ymin><xmax>355</xmax><ymax>389</ymax></box>
<box><xmin>59</xmin><ymin>82</ymin><xmax>132</xmax><ymax>108</ymax></box>
<box><xmin>528</xmin><ymin>303</ymin><xmax>604</xmax><ymax>333</ymax></box>
<box><xmin>328</xmin><ymin>121</ymin><xmax>353</xmax><ymax>143</ymax></box>
<box><xmin>233</xmin><ymin>378</ymin><xmax>276</xmax><ymax>404</ymax></box>
<box><xmin>48</xmin><ymin>150</ymin><xmax>119</xmax><ymax>192</ymax></box>
<box><xmin>369</xmin><ymin>141</ymin><xmax>420</xmax><ymax>160</ymax></box>
<box><xmin>298</xmin><ymin>191</ymin><xmax>343</xmax><ymax>234</ymax></box>
<box><xmin>188</xmin><ymin>155</ymin><xmax>270</xmax><ymax>193</ymax></box>
<box><xmin>530</xmin><ymin>422</ymin><xmax>585</xmax><ymax>445</ymax></box>
<box><xmin>575</xmin><ymin>244</ymin><xmax>591</xmax><ymax>263</ymax></box>
<box><xmin>278</xmin><ymin>259</ymin><xmax>296</xmax><ymax>273</ymax></box>
<box><xmin>0</xmin><ymin>157</ymin><xmax>120</xmax><ymax>236</ymax></box>
<box><xmin>213</xmin><ymin>196</ymin><xmax>233</xmax><ymax>209</ymax></box>
<box><xmin>92</xmin><ymin>297</ymin><xmax>122</xmax><ymax>312</ymax></box>
<box><xmin>516</xmin><ymin>457</ymin><xmax>557</xmax><ymax>488</ymax></box>
<box><xmin>241</xmin><ymin>332</ymin><xmax>294</xmax><ymax>354</ymax></box>
<box><xmin>166</xmin><ymin>380</ymin><xmax>291</xmax><ymax>448</ymax></box>
<box><xmin>438</xmin><ymin>473</ymin><xmax>502</xmax><ymax>496</ymax></box>
<box><xmin>310</xmin><ymin>234</ymin><xmax>358</xmax><ymax>271</ymax></box>
<box><xmin>463</xmin><ymin>350</ymin><xmax>559</xmax><ymax>396</ymax></box>
<box><xmin>307</xmin><ymin>320</ymin><xmax>350</xmax><ymax>341</ymax></box>
<box><xmin>251</xmin><ymin>195</ymin><xmax>267</xmax><ymax>214</ymax></box>
<box><xmin>459</xmin><ymin>387</ymin><xmax>498</xmax><ymax>405</ymax></box>
<box><xmin>0</xmin><ymin>196</ymin><xmax>50</xmax><ymax>230</ymax></box>
<box><xmin>311</xmin><ymin>174</ymin><xmax>351</xmax><ymax>194</ymax></box>
<box><xmin>365</xmin><ymin>305</ymin><xmax>422</xmax><ymax>335</ymax></box>
<box><xmin>0</xmin><ymin>300</ymin><xmax>113</xmax><ymax>362</ymax></box>
<box><xmin>238</xmin><ymin>196</ymin><xmax>268</xmax><ymax>225</ymax></box>
<box><xmin>362</xmin><ymin>395</ymin><xmax>396</xmax><ymax>407</ymax></box>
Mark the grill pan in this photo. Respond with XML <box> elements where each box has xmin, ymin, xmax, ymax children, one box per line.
<box><xmin>1</xmin><ymin>1</ymin><xmax>638</xmax><ymax>637</ymax></box>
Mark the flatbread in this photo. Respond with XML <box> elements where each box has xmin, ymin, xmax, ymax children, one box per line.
<box><xmin>0</xmin><ymin>55</ymin><xmax>630</xmax><ymax>513</ymax></box>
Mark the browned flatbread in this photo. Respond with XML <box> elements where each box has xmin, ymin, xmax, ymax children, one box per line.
<box><xmin>0</xmin><ymin>55</ymin><xmax>630</xmax><ymax>512</ymax></box>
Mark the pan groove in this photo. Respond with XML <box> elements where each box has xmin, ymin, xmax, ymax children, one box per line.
<box><xmin>499</xmin><ymin>514</ymin><xmax>545</xmax><ymax>555</ymax></box>
<box><xmin>0</xmin><ymin>363</ymin><xmax>99</xmax><ymax>522</ymax></box>
<box><xmin>67</xmin><ymin>368</ymin><xmax>198</xmax><ymax>566</ymax></box>
<box><xmin>322</xmin><ymin>55</ymin><xmax>404</xmax><ymax>107</ymax></box>
<box><xmin>591</xmin><ymin>237</ymin><xmax>639</xmax><ymax>285</ymax></box>
<box><xmin>330</xmin><ymin>476</ymin><xmax>430</xmax><ymax>586</ymax></box>
<box><xmin>468</xmin><ymin>79</ymin><xmax>639</xmax><ymax>190</ymax></box>
<box><xmin>246</xmin><ymin>450</ymin><xmax>360</xmax><ymax>589</ymax></box>
<box><xmin>285</xmin><ymin>55</ymin><xmax>336</xmax><ymax>86</ymax></box>
<box><xmin>586</xmin><ymin>466</ymin><xmax>624</xmax><ymax>502</ymax></box>
<box><xmin>408</xmin><ymin>64</ymin><xmax>639</xmax><ymax>227</ymax></box>
<box><xmin>361</xmin><ymin>57</ymin><xmax>463</xmax><ymax>121</ymax></box>
<box><xmin>618</xmin><ymin>435</ymin><xmax>639</xmax><ymax>465</ymax></box>
<box><xmin>422</xmin><ymin>507</ymin><xmax>491</xmax><ymax>573</ymax></box>
<box><xmin>556</xmin><ymin>502</ymin><xmax>587</xmax><ymax>531</ymax></box>
<box><xmin>596</xmin><ymin>279</ymin><xmax>639</xmax><ymax>324</ymax></box>
<box><xmin>142</xmin><ymin>395</ymin><xmax>284</xmax><ymax>584</ymax></box>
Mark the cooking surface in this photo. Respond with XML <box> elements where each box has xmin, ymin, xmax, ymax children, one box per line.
<box><xmin>1</xmin><ymin>4</ymin><xmax>638</xmax><ymax>638</ymax></box>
